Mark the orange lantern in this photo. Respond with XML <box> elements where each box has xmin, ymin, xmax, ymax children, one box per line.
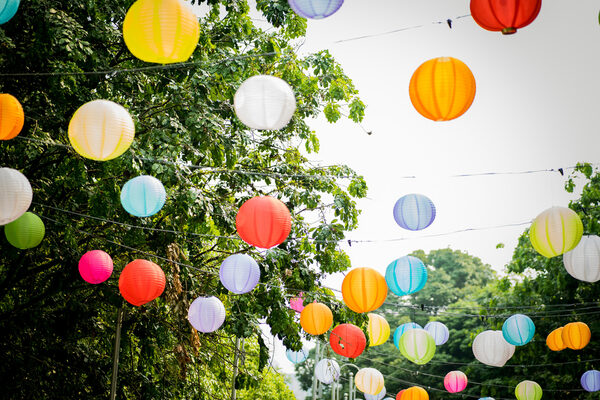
<box><xmin>236</xmin><ymin>196</ymin><xmax>291</xmax><ymax>249</ymax></box>
<box><xmin>409</xmin><ymin>57</ymin><xmax>476</xmax><ymax>122</ymax></box>
<box><xmin>300</xmin><ymin>302</ymin><xmax>333</xmax><ymax>335</ymax></box>
<box><xmin>0</xmin><ymin>94</ymin><xmax>24</xmax><ymax>140</ymax></box>
<box><xmin>396</xmin><ymin>389</ymin><xmax>406</xmax><ymax>400</ymax></box>
<box><xmin>329</xmin><ymin>323</ymin><xmax>366</xmax><ymax>359</ymax></box>
<box><xmin>342</xmin><ymin>267</ymin><xmax>387</xmax><ymax>313</ymax></box>
<box><xmin>470</xmin><ymin>0</ymin><xmax>542</xmax><ymax>35</ymax></box>
<box><xmin>401</xmin><ymin>386</ymin><xmax>429</xmax><ymax>400</ymax></box>
<box><xmin>562</xmin><ymin>322</ymin><xmax>591</xmax><ymax>350</ymax></box>
<box><xmin>546</xmin><ymin>327</ymin><xmax>566</xmax><ymax>351</ymax></box>
<box><xmin>118</xmin><ymin>259</ymin><xmax>166</xmax><ymax>306</ymax></box>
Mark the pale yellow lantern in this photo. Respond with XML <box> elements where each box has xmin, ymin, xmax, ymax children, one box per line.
<box><xmin>367</xmin><ymin>313</ymin><xmax>390</xmax><ymax>346</ymax></box>
<box><xmin>355</xmin><ymin>368</ymin><xmax>384</xmax><ymax>395</ymax></box>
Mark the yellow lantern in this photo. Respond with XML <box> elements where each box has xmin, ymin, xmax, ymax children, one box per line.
<box><xmin>342</xmin><ymin>267</ymin><xmax>388</xmax><ymax>313</ymax></box>
<box><xmin>123</xmin><ymin>0</ymin><xmax>200</xmax><ymax>64</ymax></box>
<box><xmin>300</xmin><ymin>302</ymin><xmax>333</xmax><ymax>335</ymax></box>
<box><xmin>562</xmin><ymin>322</ymin><xmax>591</xmax><ymax>350</ymax></box>
<box><xmin>355</xmin><ymin>367</ymin><xmax>384</xmax><ymax>395</ymax></box>
<box><xmin>68</xmin><ymin>100</ymin><xmax>135</xmax><ymax>161</ymax></box>
<box><xmin>367</xmin><ymin>313</ymin><xmax>390</xmax><ymax>346</ymax></box>
<box><xmin>529</xmin><ymin>207</ymin><xmax>583</xmax><ymax>258</ymax></box>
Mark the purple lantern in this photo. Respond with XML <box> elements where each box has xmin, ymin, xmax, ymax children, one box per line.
<box><xmin>219</xmin><ymin>254</ymin><xmax>260</xmax><ymax>294</ymax></box>
<box><xmin>393</xmin><ymin>194</ymin><xmax>436</xmax><ymax>231</ymax></box>
<box><xmin>188</xmin><ymin>296</ymin><xmax>226</xmax><ymax>333</ymax></box>
<box><xmin>287</xmin><ymin>0</ymin><xmax>344</xmax><ymax>19</ymax></box>
<box><xmin>424</xmin><ymin>321</ymin><xmax>449</xmax><ymax>345</ymax></box>
<box><xmin>581</xmin><ymin>370</ymin><xmax>600</xmax><ymax>392</ymax></box>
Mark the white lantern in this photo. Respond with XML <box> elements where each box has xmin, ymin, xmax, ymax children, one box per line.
<box><xmin>233</xmin><ymin>75</ymin><xmax>296</xmax><ymax>130</ymax></box>
<box><xmin>315</xmin><ymin>358</ymin><xmax>340</xmax><ymax>384</ymax></box>
<box><xmin>424</xmin><ymin>321</ymin><xmax>450</xmax><ymax>345</ymax></box>
<box><xmin>355</xmin><ymin>368</ymin><xmax>385</xmax><ymax>395</ymax></box>
<box><xmin>472</xmin><ymin>330</ymin><xmax>515</xmax><ymax>367</ymax></box>
<box><xmin>364</xmin><ymin>386</ymin><xmax>386</xmax><ymax>400</ymax></box>
<box><xmin>563</xmin><ymin>235</ymin><xmax>600</xmax><ymax>283</ymax></box>
<box><xmin>0</xmin><ymin>168</ymin><xmax>32</xmax><ymax>225</ymax></box>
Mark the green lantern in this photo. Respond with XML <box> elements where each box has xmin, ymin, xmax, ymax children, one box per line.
<box><xmin>397</xmin><ymin>328</ymin><xmax>436</xmax><ymax>365</ymax></box>
<box><xmin>4</xmin><ymin>212</ymin><xmax>45</xmax><ymax>249</ymax></box>
<box><xmin>515</xmin><ymin>380</ymin><xmax>542</xmax><ymax>400</ymax></box>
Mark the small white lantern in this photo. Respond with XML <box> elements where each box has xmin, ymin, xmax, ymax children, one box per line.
<box><xmin>355</xmin><ymin>368</ymin><xmax>384</xmax><ymax>395</ymax></box>
<box><xmin>315</xmin><ymin>358</ymin><xmax>340</xmax><ymax>384</ymax></box>
<box><xmin>0</xmin><ymin>167</ymin><xmax>32</xmax><ymax>225</ymax></box>
<box><xmin>563</xmin><ymin>235</ymin><xmax>600</xmax><ymax>283</ymax></box>
<box><xmin>472</xmin><ymin>330</ymin><xmax>515</xmax><ymax>367</ymax></box>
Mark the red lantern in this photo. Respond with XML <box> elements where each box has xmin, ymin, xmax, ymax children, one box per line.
<box><xmin>470</xmin><ymin>0</ymin><xmax>542</xmax><ymax>35</ymax></box>
<box><xmin>329</xmin><ymin>323</ymin><xmax>366</xmax><ymax>359</ymax></box>
<box><xmin>236</xmin><ymin>196</ymin><xmax>291</xmax><ymax>248</ymax></box>
<box><xmin>119</xmin><ymin>259</ymin><xmax>166</xmax><ymax>306</ymax></box>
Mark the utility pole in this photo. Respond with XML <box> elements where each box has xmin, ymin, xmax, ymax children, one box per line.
<box><xmin>231</xmin><ymin>337</ymin><xmax>241</xmax><ymax>400</ymax></box>
<box><xmin>110</xmin><ymin>306</ymin><xmax>124</xmax><ymax>400</ymax></box>
<box><xmin>312</xmin><ymin>341</ymin><xmax>321</xmax><ymax>400</ymax></box>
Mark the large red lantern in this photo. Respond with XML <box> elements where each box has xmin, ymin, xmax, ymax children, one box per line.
<box><xmin>330</xmin><ymin>324</ymin><xmax>367</xmax><ymax>359</ymax></box>
<box><xmin>236</xmin><ymin>196</ymin><xmax>291</xmax><ymax>249</ymax></box>
<box><xmin>119</xmin><ymin>259</ymin><xmax>166</xmax><ymax>306</ymax></box>
<box><xmin>470</xmin><ymin>0</ymin><xmax>542</xmax><ymax>35</ymax></box>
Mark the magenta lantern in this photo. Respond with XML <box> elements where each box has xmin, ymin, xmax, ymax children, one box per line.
<box><xmin>290</xmin><ymin>292</ymin><xmax>305</xmax><ymax>312</ymax></box>
<box><xmin>79</xmin><ymin>250</ymin><xmax>114</xmax><ymax>284</ymax></box>
<box><xmin>444</xmin><ymin>371</ymin><xmax>468</xmax><ymax>393</ymax></box>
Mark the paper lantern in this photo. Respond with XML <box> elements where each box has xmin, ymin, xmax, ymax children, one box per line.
<box><xmin>581</xmin><ymin>370</ymin><xmax>600</xmax><ymax>392</ymax></box>
<box><xmin>315</xmin><ymin>358</ymin><xmax>340</xmax><ymax>384</ymax></box>
<box><xmin>563</xmin><ymin>235</ymin><xmax>600</xmax><ymax>282</ymax></box>
<box><xmin>479</xmin><ymin>398</ymin><xmax>495</xmax><ymax>400</ymax></box>
<box><xmin>515</xmin><ymin>380</ymin><xmax>542</xmax><ymax>400</ymax></box>
<box><xmin>368</xmin><ymin>313</ymin><xmax>390</xmax><ymax>346</ymax></box>
<box><xmin>123</xmin><ymin>0</ymin><xmax>199</xmax><ymax>64</ymax></box>
<box><xmin>120</xmin><ymin>175</ymin><xmax>166</xmax><ymax>217</ymax></box>
<box><xmin>287</xmin><ymin>0</ymin><xmax>344</xmax><ymax>19</ymax></box>
<box><xmin>4</xmin><ymin>212</ymin><xmax>44</xmax><ymax>249</ymax></box>
<box><xmin>236</xmin><ymin>196</ymin><xmax>291</xmax><ymax>249</ymax></box>
<box><xmin>424</xmin><ymin>321</ymin><xmax>449</xmax><ymax>345</ymax></box>
<box><xmin>0</xmin><ymin>93</ymin><xmax>24</xmax><ymax>140</ymax></box>
<box><xmin>529</xmin><ymin>207</ymin><xmax>583</xmax><ymax>258</ymax></box>
<box><xmin>188</xmin><ymin>296</ymin><xmax>226</xmax><ymax>333</ymax></box>
<box><xmin>365</xmin><ymin>386</ymin><xmax>386</xmax><ymax>400</ymax></box>
<box><xmin>470</xmin><ymin>0</ymin><xmax>542</xmax><ymax>35</ymax></box>
<box><xmin>393</xmin><ymin>194</ymin><xmax>436</xmax><ymax>231</ymax></box>
<box><xmin>300</xmin><ymin>302</ymin><xmax>333</xmax><ymax>335</ymax></box>
<box><xmin>355</xmin><ymin>368</ymin><xmax>384</xmax><ymax>395</ymax></box>
<box><xmin>546</xmin><ymin>327</ymin><xmax>566</xmax><ymax>351</ymax></box>
<box><xmin>341</xmin><ymin>267</ymin><xmax>388</xmax><ymax>313</ymax></box>
<box><xmin>285</xmin><ymin>348</ymin><xmax>309</xmax><ymax>364</ymax></box>
<box><xmin>289</xmin><ymin>292</ymin><xmax>305</xmax><ymax>312</ymax></box>
<box><xmin>472</xmin><ymin>330</ymin><xmax>515</xmax><ymax>367</ymax></box>
<box><xmin>78</xmin><ymin>250</ymin><xmax>113</xmax><ymax>284</ymax></box>
<box><xmin>0</xmin><ymin>0</ymin><xmax>19</xmax><ymax>24</ymax></box>
<box><xmin>385</xmin><ymin>256</ymin><xmax>427</xmax><ymax>296</ymax></box>
<box><xmin>409</xmin><ymin>57</ymin><xmax>476</xmax><ymax>121</ymax></box>
<box><xmin>234</xmin><ymin>75</ymin><xmax>296</xmax><ymax>130</ymax></box>
<box><xmin>397</xmin><ymin>329</ymin><xmax>436</xmax><ymax>365</ymax></box>
<box><xmin>393</xmin><ymin>322</ymin><xmax>422</xmax><ymax>349</ymax></box>
<box><xmin>444</xmin><ymin>371</ymin><xmax>468</xmax><ymax>393</ymax></box>
<box><xmin>0</xmin><ymin>167</ymin><xmax>32</xmax><ymax>226</ymax></box>
<box><xmin>68</xmin><ymin>100</ymin><xmax>135</xmax><ymax>161</ymax></box>
<box><xmin>329</xmin><ymin>323</ymin><xmax>366</xmax><ymax>358</ymax></box>
<box><xmin>395</xmin><ymin>390</ymin><xmax>405</xmax><ymax>400</ymax></box>
<box><xmin>219</xmin><ymin>254</ymin><xmax>260</xmax><ymax>294</ymax></box>
<box><xmin>562</xmin><ymin>322</ymin><xmax>591</xmax><ymax>350</ymax></box>
<box><xmin>502</xmin><ymin>314</ymin><xmax>535</xmax><ymax>346</ymax></box>
<box><xmin>401</xmin><ymin>387</ymin><xmax>428</xmax><ymax>400</ymax></box>
<box><xmin>119</xmin><ymin>259</ymin><xmax>166</xmax><ymax>306</ymax></box>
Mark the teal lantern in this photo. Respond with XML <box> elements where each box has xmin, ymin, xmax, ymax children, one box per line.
<box><xmin>4</xmin><ymin>212</ymin><xmax>45</xmax><ymax>249</ymax></box>
<box><xmin>502</xmin><ymin>314</ymin><xmax>535</xmax><ymax>346</ymax></box>
<box><xmin>393</xmin><ymin>322</ymin><xmax>421</xmax><ymax>349</ymax></box>
<box><xmin>0</xmin><ymin>0</ymin><xmax>20</xmax><ymax>25</ymax></box>
<box><xmin>120</xmin><ymin>175</ymin><xmax>166</xmax><ymax>217</ymax></box>
<box><xmin>385</xmin><ymin>256</ymin><xmax>427</xmax><ymax>296</ymax></box>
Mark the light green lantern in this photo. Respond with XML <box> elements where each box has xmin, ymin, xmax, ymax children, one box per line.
<box><xmin>397</xmin><ymin>328</ymin><xmax>436</xmax><ymax>365</ymax></box>
<box><xmin>515</xmin><ymin>380</ymin><xmax>542</xmax><ymax>400</ymax></box>
<box><xmin>4</xmin><ymin>212</ymin><xmax>45</xmax><ymax>249</ymax></box>
<box><xmin>529</xmin><ymin>207</ymin><xmax>583</xmax><ymax>258</ymax></box>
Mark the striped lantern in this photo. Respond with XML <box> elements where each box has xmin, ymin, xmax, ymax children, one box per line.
<box><xmin>4</xmin><ymin>212</ymin><xmax>45</xmax><ymax>249</ymax></box>
<box><xmin>355</xmin><ymin>368</ymin><xmax>385</xmax><ymax>395</ymax></box>
<box><xmin>546</xmin><ymin>327</ymin><xmax>566</xmax><ymax>351</ymax></box>
<box><xmin>188</xmin><ymin>296</ymin><xmax>226</xmax><ymax>333</ymax></box>
<box><xmin>0</xmin><ymin>0</ymin><xmax>19</xmax><ymax>24</ymax></box>
<box><xmin>562</xmin><ymin>322</ymin><xmax>591</xmax><ymax>350</ymax></box>
<box><xmin>287</xmin><ymin>0</ymin><xmax>344</xmax><ymax>19</ymax></box>
<box><xmin>385</xmin><ymin>255</ymin><xmax>428</xmax><ymax>296</ymax></box>
<box><xmin>424</xmin><ymin>321</ymin><xmax>449</xmax><ymax>345</ymax></box>
<box><xmin>393</xmin><ymin>322</ymin><xmax>422</xmax><ymax>349</ymax></box>
<box><xmin>444</xmin><ymin>371</ymin><xmax>467</xmax><ymax>393</ymax></box>
<box><xmin>0</xmin><ymin>167</ymin><xmax>32</xmax><ymax>226</ymax></box>
<box><xmin>472</xmin><ymin>330</ymin><xmax>515</xmax><ymax>367</ymax></box>
<box><xmin>529</xmin><ymin>207</ymin><xmax>583</xmax><ymax>258</ymax></box>
<box><xmin>515</xmin><ymin>380</ymin><xmax>542</xmax><ymax>400</ymax></box>
<box><xmin>393</xmin><ymin>194</ymin><xmax>436</xmax><ymax>231</ymax></box>
<box><xmin>367</xmin><ymin>313</ymin><xmax>390</xmax><ymax>346</ymax></box>
<box><xmin>581</xmin><ymin>370</ymin><xmax>600</xmax><ymax>392</ymax></box>
<box><xmin>341</xmin><ymin>267</ymin><xmax>388</xmax><ymax>313</ymax></box>
<box><xmin>502</xmin><ymin>314</ymin><xmax>535</xmax><ymax>346</ymax></box>
<box><xmin>563</xmin><ymin>235</ymin><xmax>600</xmax><ymax>282</ymax></box>
<box><xmin>78</xmin><ymin>250</ymin><xmax>113</xmax><ymax>284</ymax></box>
<box><xmin>315</xmin><ymin>358</ymin><xmax>340</xmax><ymax>384</ymax></box>
<box><xmin>397</xmin><ymin>328</ymin><xmax>436</xmax><ymax>365</ymax></box>
<box><xmin>329</xmin><ymin>323</ymin><xmax>366</xmax><ymax>359</ymax></box>
<box><xmin>300</xmin><ymin>302</ymin><xmax>333</xmax><ymax>335</ymax></box>
<box><xmin>365</xmin><ymin>386</ymin><xmax>386</xmax><ymax>400</ymax></box>
<box><xmin>120</xmin><ymin>175</ymin><xmax>166</xmax><ymax>217</ymax></box>
<box><xmin>0</xmin><ymin>93</ymin><xmax>24</xmax><ymax>140</ymax></box>
<box><xmin>285</xmin><ymin>348</ymin><xmax>309</xmax><ymax>364</ymax></box>
<box><xmin>236</xmin><ymin>196</ymin><xmax>291</xmax><ymax>249</ymax></box>
<box><xmin>219</xmin><ymin>254</ymin><xmax>260</xmax><ymax>294</ymax></box>
<box><xmin>401</xmin><ymin>386</ymin><xmax>429</xmax><ymax>400</ymax></box>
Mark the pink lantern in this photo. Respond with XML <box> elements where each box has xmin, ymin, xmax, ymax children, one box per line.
<box><xmin>290</xmin><ymin>292</ymin><xmax>305</xmax><ymax>312</ymax></box>
<box><xmin>79</xmin><ymin>250</ymin><xmax>114</xmax><ymax>284</ymax></box>
<box><xmin>444</xmin><ymin>371</ymin><xmax>467</xmax><ymax>393</ymax></box>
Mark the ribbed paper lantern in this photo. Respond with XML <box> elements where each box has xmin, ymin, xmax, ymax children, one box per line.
<box><xmin>472</xmin><ymin>330</ymin><xmax>515</xmax><ymax>367</ymax></box>
<box><xmin>0</xmin><ymin>93</ymin><xmax>24</xmax><ymax>140</ymax></box>
<box><xmin>515</xmin><ymin>380</ymin><xmax>542</xmax><ymax>400</ymax></box>
<box><xmin>0</xmin><ymin>167</ymin><xmax>32</xmax><ymax>226</ymax></box>
<box><xmin>289</xmin><ymin>292</ymin><xmax>305</xmax><ymax>312</ymax></box>
<box><xmin>300</xmin><ymin>302</ymin><xmax>333</xmax><ymax>335</ymax></box>
<box><xmin>315</xmin><ymin>358</ymin><xmax>340</xmax><ymax>384</ymax></box>
<box><xmin>385</xmin><ymin>256</ymin><xmax>428</xmax><ymax>296</ymax></box>
<box><xmin>285</xmin><ymin>348</ymin><xmax>309</xmax><ymax>364</ymax></box>
<box><xmin>4</xmin><ymin>212</ymin><xmax>44</xmax><ymax>249</ymax></box>
<box><xmin>562</xmin><ymin>322</ymin><xmax>591</xmax><ymax>350</ymax></box>
<box><xmin>396</xmin><ymin>390</ymin><xmax>406</xmax><ymax>400</ymax></box>
<box><xmin>188</xmin><ymin>296</ymin><xmax>226</xmax><ymax>333</ymax></box>
<box><xmin>470</xmin><ymin>0</ymin><xmax>542</xmax><ymax>35</ymax></box>
<box><xmin>365</xmin><ymin>386</ymin><xmax>386</xmax><ymax>400</ymax></box>
<box><xmin>424</xmin><ymin>321</ymin><xmax>449</xmax><ymax>345</ymax></box>
<box><xmin>123</xmin><ymin>0</ymin><xmax>199</xmax><ymax>64</ymax></box>
<box><xmin>78</xmin><ymin>250</ymin><xmax>113</xmax><ymax>284</ymax></box>
<box><xmin>342</xmin><ymin>267</ymin><xmax>388</xmax><ymax>313</ymax></box>
<box><xmin>581</xmin><ymin>370</ymin><xmax>600</xmax><ymax>392</ymax></box>
<box><xmin>393</xmin><ymin>322</ymin><xmax>422</xmax><ymax>349</ymax></box>
<box><xmin>563</xmin><ymin>235</ymin><xmax>600</xmax><ymax>282</ymax></box>
<box><xmin>546</xmin><ymin>327</ymin><xmax>566</xmax><ymax>351</ymax></box>
<box><xmin>444</xmin><ymin>371</ymin><xmax>468</xmax><ymax>393</ymax></box>
<box><xmin>119</xmin><ymin>259</ymin><xmax>166</xmax><ymax>306</ymax></box>
<box><xmin>287</xmin><ymin>0</ymin><xmax>344</xmax><ymax>19</ymax></box>
<box><xmin>393</xmin><ymin>194</ymin><xmax>436</xmax><ymax>231</ymax></box>
<box><xmin>330</xmin><ymin>323</ymin><xmax>366</xmax><ymax>358</ymax></box>
<box><xmin>398</xmin><ymin>329</ymin><xmax>436</xmax><ymax>365</ymax></box>
<box><xmin>409</xmin><ymin>57</ymin><xmax>476</xmax><ymax>122</ymax></box>
<box><xmin>355</xmin><ymin>368</ymin><xmax>385</xmax><ymax>395</ymax></box>
<box><xmin>401</xmin><ymin>387</ymin><xmax>429</xmax><ymax>400</ymax></box>
<box><xmin>529</xmin><ymin>207</ymin><xmax>583</xmax><ymax>258</ymax></box>
<box><xmin>502</xmin><ymin>314</ymin><xmax>535</xmax><ymax>346</ymax></box>
<box><xmin>219</xmin><ymin>254</ymin><xmax>260</xmax><ymax>294</ymax></box>
<box><xmin>68</xmin><ymin>100</ymin><xmax>135</xmax><ymax>161</ymax></box>
<box><xmin>236</xmin><ymin>196</ymin><xmax>291</xmax><ymax>249</ymax></box>
<box><xmin>0</xmin><ymin>0</ymin><xmax>19</xmax><ymax>24</ymax></box>
<box><xmin>368</xmin><ymin>313</ymin><xmax>390</xmax><ymax>346</ymax></box>
<box><xmin>120</xmin><ymin>175</ymin><xmax>166</xmax><ymax>217</ymax></box>
<box><xmin>234</xmin><ymin>75</ymin><xmax>296</xmax><ymax>130</ymax></box>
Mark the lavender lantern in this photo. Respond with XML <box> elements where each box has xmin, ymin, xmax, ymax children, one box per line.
<box><xmin>188</xmin><ymin>296</ymin><xmax>226</xmax><ymax>333</ymax></box>
<box><xmin>287</xmin><ymin>0</ymin><xmax>344</xmax><ymax>19</ymax></box>
<box><xmin>424</xmin><ymin>321</ymin><xmax>450</xmax><ymax>345</ymax></box>
<box><xmin>581</xmin><ymin>370</ymin><xmax>600</xmax><ymax>392</ymax></box>
<box><xmin>219</xmin><ymin>254</ymin><xmax>260</xmax><ymax>294</ymax></box>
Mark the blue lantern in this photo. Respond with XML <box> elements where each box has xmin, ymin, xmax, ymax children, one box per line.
<box><xmin>581</xmin><ymin>370</ymin><xmax>600</xmax><ymax>392</ymax></box>
<box><xmin>120</xmin><ymin>175</ymin><xmax>166</xmax><ymax>217</ymax></box>
<box><xmin>424</xmin><ymin>321</ymin><xmax>449</xmax><ymax>345</ymax></box>
<box><xmin>219</xmin><ymin>254</ymin><xmax>261</xmax><ymax>294</ymax></box>
<box><xmin>385</xmin><ymin>256</ymin><xmax>428</xmax><ymax>296</ymax></box>
<box><xmin>393</xmin><ymin>194</ymin><xmax>436</xmax><ymax>231</ymax></box>
<box><xmin>287</xmin><ymin>0</ymin><xmax>344</xmax><ymax>19</ymax></box>
<box><xmin>393</xmin><ymin>322</ymin><xmax>421</xmax><ymax>349</ymax></box>
<box><xmin>286</xmin><ymin>348</ymin><xmax>309</xmax><ymax>364</ymax></box>
<box><xmin>502</xmin><ymin>314</ymin><xmax>535</xmax><ymax>346</ymax></box>
<box><xmin>0</xmin><ymin>0</ymin><xmax>20</xmax><ymax>25</ymax></box>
